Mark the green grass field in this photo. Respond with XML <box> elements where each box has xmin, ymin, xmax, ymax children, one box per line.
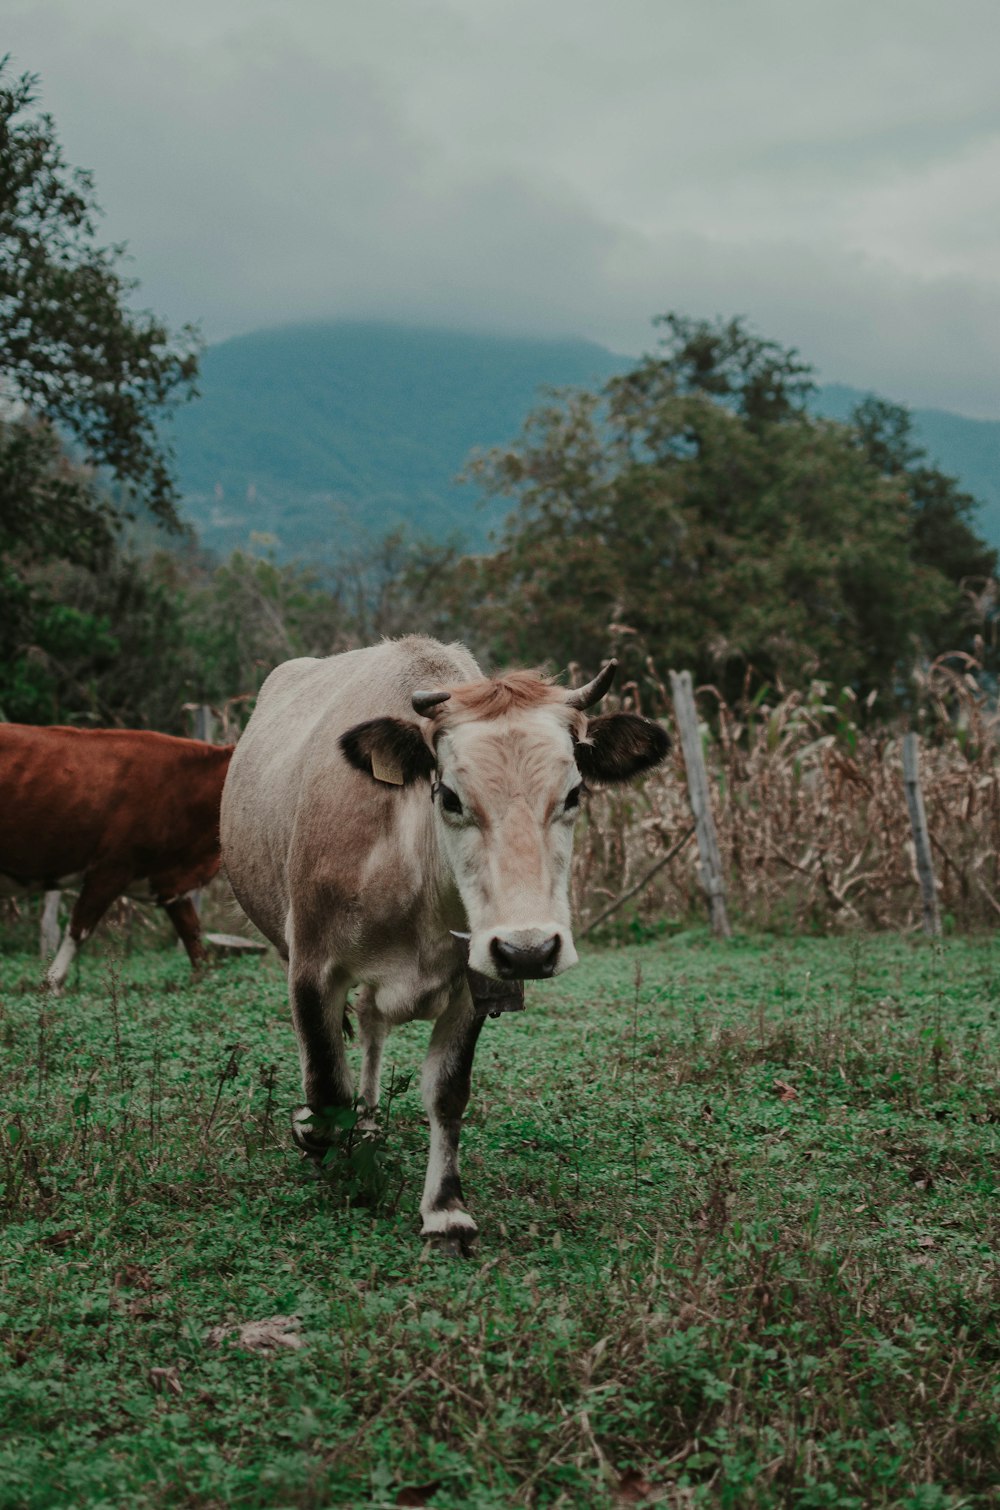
<box><xmin>1</xmin><ymin>933</ymin><xmax>998</xmax><ymax>1508</ymax></box>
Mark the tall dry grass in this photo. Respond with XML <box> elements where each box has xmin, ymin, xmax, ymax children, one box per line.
<box><xmin>575</xmin><ymin>655</ymin><xmax>1000</xmax><ymax>934</ymax></box>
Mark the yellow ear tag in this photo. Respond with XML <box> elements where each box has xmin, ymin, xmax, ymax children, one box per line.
<box><xmin>371</xmin><ymin>751</ymin><xmax>404</xmax><ymax>786</ymax></box>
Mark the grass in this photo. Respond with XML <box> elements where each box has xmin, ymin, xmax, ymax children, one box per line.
<box><xmin>0</xmin><ymin>930</ymin><xmax>998</xmax><ymax>1508</ymax></box>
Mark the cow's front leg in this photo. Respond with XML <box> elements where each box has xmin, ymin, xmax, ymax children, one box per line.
<box><xmin>355</xmin><ymin>987</ymin><xmax>387</xmax><ymax>1130</ymax></box>
<box><xmin>46</xmin><ymin>865</ymin><xmax>129</xmax><ymax>992</ymax></box>
<box><xmin>420</xmin><ymin>984</ymin><xmax>484</xmax><ymax>1247</ymax></box>
<box><xmin>289</xmin><ymin>964</ymin><xmax>355</xmax><ymax>1159</ymax></box>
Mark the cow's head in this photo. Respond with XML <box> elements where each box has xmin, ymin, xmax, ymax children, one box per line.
<box><xmin>340</xmin><ymin>661</ymin><xmax>669</xmax><ymax>980</ymax></box>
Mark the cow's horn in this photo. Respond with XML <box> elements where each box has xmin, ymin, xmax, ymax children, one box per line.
<box><xmin>565</xmin><ymin>659</ymin><xmax>618</xmax><ymax>709</ymax></box>
<box><xmin>412</xmin><ymin>689</ymin><xmax>451</xmax><ymax>715</ymax></box>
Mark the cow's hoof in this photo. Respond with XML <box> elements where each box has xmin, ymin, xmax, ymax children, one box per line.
<box><xmin>290</xmin><ymin>1106</ymin><xmax>335</xmax><ymax>1162</ymax></box>
<box><xmin>420</xmin><ymin>1208</ymin><xmax>478</xmax><ymax>1257</ymax></box>
<box><xmin>426</xmin><ymin>1233</ymin><xmax>475</xmax><ymax>1258</ymax></box>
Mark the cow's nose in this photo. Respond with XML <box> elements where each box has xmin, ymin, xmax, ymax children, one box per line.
<box><xmin>489</xmin><ymin>934</ymin><xmax>561</xmax><ymax>980</ymax></box>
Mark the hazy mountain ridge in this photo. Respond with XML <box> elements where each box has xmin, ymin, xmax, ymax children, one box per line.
<box><xmin>170</xmin><ymin>323</ymin><xmax>626</xmax><ymax>560</ymax></box>
<box><xmin>170</xmin><ymin>322</ymin><xmax>1000</xmax><ymax>559</ymax></box>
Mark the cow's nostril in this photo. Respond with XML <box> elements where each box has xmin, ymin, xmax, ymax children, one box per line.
<box><xmin>490</xmin><ymin>934</ymin><xmax>561</xmax><ymax>979</ymax></box>
<box><xmin>490</xmin><ymin>937</ymin><xmax>520</xmax><ymax>972</ymax></box>
<box><xmin>539</xmin><ymin>934</ymin><xmax>560</xmax><ymax>971</ymax></box>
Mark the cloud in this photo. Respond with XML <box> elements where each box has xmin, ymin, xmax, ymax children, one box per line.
<box><xmin>6</xmin><ymin>0</ymin><xmax>1000</xmax><ymax>415</ymax></box>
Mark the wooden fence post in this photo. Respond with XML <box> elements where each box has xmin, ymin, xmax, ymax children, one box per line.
<box><xmin>193</xmin><ymin>704</ymin><xmax>217</xmax><ymax>745</ymax></box>
<box><xmin>902</xmin><ymin>732</ymin><xmax>941</xmax><ymax>937</ymax></box>
<box><xmin>189</xmin><ymin>704</ymin><xmax>217</xmax><ymax>921</ymax></box>
<box><xmin>40</xmin><ymin>889</ymin><xmax>62</xmax><ymax>960</ymax></box>
<box><xmin>669</xmin><ymin>670</ymin><xmax>732</xmax><ymax>939</ymax></box>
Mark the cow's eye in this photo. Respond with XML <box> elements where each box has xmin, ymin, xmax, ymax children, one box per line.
<box><xmin>564</xmin><ymin>784</ymin><xmax>584</xmax><ymax>812</ymax></box>
<box><xmin>438</xmin><ymin>783</ymin><xmax>463</xmax><ymax>816</ymax></box>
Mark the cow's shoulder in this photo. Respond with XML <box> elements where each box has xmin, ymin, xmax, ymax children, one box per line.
<box><xmin>255</xmin><ymin>656</ymin><xmax>322</xmax><ymax>701</ymax></box>
<box><xmin>387</xmin><ymin>635</ymin><xmax>481</xmax><ymax>689</ymax></box>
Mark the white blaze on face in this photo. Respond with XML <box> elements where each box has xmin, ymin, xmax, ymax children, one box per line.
<box><xmin>431</xmin><ymin>707</ymin><xmax>583</xmax><ymax>980</ymax></box>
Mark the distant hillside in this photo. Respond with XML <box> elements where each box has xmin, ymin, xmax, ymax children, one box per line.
<box><xmin>170</xmin><ymin>322</ymin><xmax>1000</xmax><ymax>559</ymax></box>
<box><xmin>170</xmin><ymin>322</ymin><xmax>626</xmax><ymax>559</ymax></box>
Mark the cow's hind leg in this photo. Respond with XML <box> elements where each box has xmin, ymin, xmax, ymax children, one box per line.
<box><xmin>161</xmin><ymin>895</ymin><xmax>208</xmax><ymax>971</ymax></box>
<box><xmin>420</xmin><ymin>982</ymin><xmax>484</xmax><ymax>1249</ymax></box>
<box><xmin>46</xmin><ymin>866</ymin><xmax>128</xmax><ymax>992</ymax></box>
<box><xmin>289</xmin><ymin>963</ymin><xmax>355</xmax><ymax>1160</ymax></box>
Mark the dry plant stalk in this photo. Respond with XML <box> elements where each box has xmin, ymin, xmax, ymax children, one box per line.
<box><xmin>573</xmin><ymin>655</ymin><xmax>1000</xmax><ymax>933</ymax></box>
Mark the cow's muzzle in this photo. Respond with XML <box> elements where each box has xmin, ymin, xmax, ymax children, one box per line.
<box><xmin>489</xmin><ymin>933</ymin><xmax>561</xmax><ymax>980</ymax></box>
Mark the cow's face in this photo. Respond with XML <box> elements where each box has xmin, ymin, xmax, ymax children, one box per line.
<box><xmin>340</xmin><ymin>666</ymin><xmax>669</xmax><ymax>981</ymax></box>
<box><xmin>430</xmin><ymin>707</ymin><xmax>585</xmax><ymax>979</ymax></box>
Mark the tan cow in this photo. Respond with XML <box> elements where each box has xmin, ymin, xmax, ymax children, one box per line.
<box><xmin>221</xmin><ymin>636</ymin><xmax>668</xmax><ymax>1245</ymax></box>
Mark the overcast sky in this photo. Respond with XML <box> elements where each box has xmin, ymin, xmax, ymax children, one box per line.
<box><xmin>8</xmin><ymin>0</ymin><xmax>999</xmax><ymax>416</ymax></box>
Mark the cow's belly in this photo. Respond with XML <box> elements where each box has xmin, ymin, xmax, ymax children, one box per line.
<box><xmin>0</xmin><ymin>872</ymin><xmax>158</xmax><ymax>903</ymax></box>
<box><xmin>0</xmin><ymin>872</ymin><xmax>84</xmax><ymax>898</ymax></box>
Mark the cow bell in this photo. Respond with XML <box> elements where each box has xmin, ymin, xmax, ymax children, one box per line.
<box><xmin>450</xmin><ymin>929</ymin><xmax>525</xmax><ymax>1018</ymax></box>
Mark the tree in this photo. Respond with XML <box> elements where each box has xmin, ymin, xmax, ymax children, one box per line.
<box><xmin>647</xmin><ymin>311</ymin><xmax>816</xmax><ymax>427</ymax></box>
<box><xmin>848</xmin><ymin>396</ymin><xmax>997</xmax><ymax>649</ymax></box>
<box><xmin>177</xmin><ymin>548</ymin><xmax>348</xmax><ymax>709</ymax></box>
<box><xmin>0</xmin><ymin>60</ymin><xmax>199</xmax><ymax>724</ymax></box>
<box><xmin>455</xmin><ymin>316</ymin><xmax>992</xmax><ymax>707</ymax></box>
<box><xmin>0</xmin><ymin>60</ymin><xmax>198</xmax><ymax>538</ymax></box>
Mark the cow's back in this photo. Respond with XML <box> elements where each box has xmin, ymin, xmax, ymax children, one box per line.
<box><xmin>0</xmin><ymin>724</ymin><xmax>232</xmax><ymax>890</ymax></box>
<box><xmin>221</xmin><ymin>637</ymin><xmax>480</xmax><ymax>953</ymax></box>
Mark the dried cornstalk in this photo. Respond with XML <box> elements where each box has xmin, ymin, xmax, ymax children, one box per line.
<box><xmin>573</xmin><ymin>656</ymin><xmax>1000</xmax><ymax>933</ymax></box>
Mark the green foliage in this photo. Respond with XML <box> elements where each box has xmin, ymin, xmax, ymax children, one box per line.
<box><xmin>0</xmin><ymin>60</ymin><xmax>199</xmax><ymax>531</ymax></box>
<box><xmin>0</xmin><ymin>418</ymin><xmax>115</xmax><ymax>566</ymax></box>
<box><xmin>174</xmin><ymin>547</ymin><xmax>347</xmax><ymax>709</ymax></box>
<box><xmin>456</xmin><ymin>316</ymin><xmax>993</xmax><ymax>706</ymax></box>
<box><xmin>0</xmin><ymin>61</ymin><xmax>200</xmax><ymax>728</ymax></box>
<box><xmin>651</xmin><ymin>311</ymin><xmax>816</xmax><ymax>427</ymax></box>
<box><xmin>850</xmin><ymin>396</ymin><xmax>998</xmax><ymax>660</ymax></box>
<box><xmin>0</xmin><ymin>544</ymin><xmax>190</xmax><ymax>726</ymax></box>
<box><xmin>0</xmin><ymin>935</ymin><xmax>997</xmax><ymax>1506</ymax></box>
<box><xmin>0</xmin><ymin>516</ymin><xmax>465</xmax><ymax>729</ymax></box>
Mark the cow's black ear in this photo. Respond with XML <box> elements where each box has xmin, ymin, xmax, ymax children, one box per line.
<box><xmin>574</xmin><ymin>713</ymin><xmax>670</xmax><ymax>785</ymax></box>
<box><xmin>340</xmin><ymin>718</ymin><xmax>435</xmax><ymax>786</ymax></box>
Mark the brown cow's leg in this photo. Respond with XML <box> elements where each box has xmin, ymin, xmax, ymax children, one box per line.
<box><xmin>162</xmin><ymin>896</ymin><xmax>208</xmax><ymax>971</ymax></box>
<box><xmin>419</xmin><ymin>981</ymin><xmax>484</xmax><ymax>1248</ymax></box>
<box><xmin>289</xmin><ymin>965</ymin><xmax>355</xmax><ymax>1160</ymax></box>
<box><xmin>46</xmin><ymin>867</ymin><xmax>130</xmax><ymax>992</ymax></box>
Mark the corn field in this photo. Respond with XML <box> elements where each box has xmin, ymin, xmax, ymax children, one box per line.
<box><xmin>575</xmin><ymin>656</ymin><xmax>1000</xmax><ymax>935</ymax></box>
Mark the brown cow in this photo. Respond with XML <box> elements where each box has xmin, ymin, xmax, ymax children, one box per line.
<box><xmin>221</xmin><ymin>635</ymin><xmax>670</xmax><ymax>1246</ymax></box>
<box><xmin>0</xmin><ymin>724</ymin><xmax>233</xmax><ymax>989</ymax></box>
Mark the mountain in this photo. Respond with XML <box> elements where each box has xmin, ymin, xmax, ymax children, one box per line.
<box><xmin>169</xmin><ymin>322</ymin><xmax>626</xmax><ymax>560</ymax></box>
<box><xmin>169</xmin><ymin>321</ymin><xmax>1000</xmax><ymax>560</ymax></box>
